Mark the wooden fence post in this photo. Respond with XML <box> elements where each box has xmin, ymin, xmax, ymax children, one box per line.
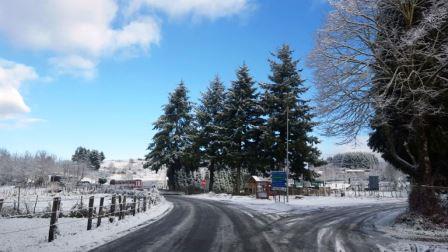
<box><xmin>118</xmin><ymin>195</ymin><xmax>123</xmax><ymax>220</ymax></box>
<box><xmin>122</xmin><ymin>196</ymin><xmax>126</xmax><ymax>219</ymax></box>
<box><xmin>87</xmin><ymin>196</ymin><xmax>94</xmax><ymax>230</ymax></box>
<box><xmin>97</xmin><ymin>197</ymin><xmax>104</xmax><ymax>228</ymax></box>
<box><xmin>132</xmin><ymin>196</ymin><xmax>137</xmax><ymax>216</ymax></box>
<box><xmin>48</xmin><ymin>197</ymin><xmax>60</xmax><ymax>242</ymax></box>
<box><xmin>137</xmin><ymin>197</ymin><xmax>141</xmax><ymax>213</ymax></box>
<box><xmin>143</xmin><ymin>196</ymin><xmax>147</xmax><ymax>212</ymax></box>
<box><xmin>17</xmin><ymin>186</ymin><xmax>21</xmax><ymax>213</ymax></box>
<box><xmin>33</xmin><ymin>195</ymin><xmax>39</xmax><ymax>214</ymax></box>
<box><xmin>110</xmin><ymin>195</ymin><xmax>116</xmax><ymax>223</ymax></box>
<box><xmin>0</xmin><ymin>199</ymin><xmax>3</xmax><ymax>214</ymax></box>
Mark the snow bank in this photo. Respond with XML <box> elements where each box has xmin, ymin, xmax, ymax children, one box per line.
<box><xmin>378</xmin><ymin>213</ymin><xmax>448</xmax><ymax>252</ymax></box>
<box><xmin>0</xmin><ymin>198</ymin><xmax>173</xmax><ymax>252</ymax></box>
<box><xmin>189</xmin><ymin>192</ymin><xmax>406</xmax><ymax>215</ymax></box>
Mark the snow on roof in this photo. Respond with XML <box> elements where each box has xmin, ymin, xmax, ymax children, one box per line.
<box><xmin>80</xmin><ymin>177</ymin><xmax>96</xmax><ymax>183</ymax></box>
<box><xmin>250</xmin><ymin>176</ymin><xmax>270</xmax><ymax>182</ymax></box>
<box><xmin>345</xmin><ymin>169</ymin><xmax>367</xmax><ymax>173</ymax></box>
<box><xmin>253</xmin><ymin>176</ymin><xmax>263</xmax><ymax>182</ymax></box>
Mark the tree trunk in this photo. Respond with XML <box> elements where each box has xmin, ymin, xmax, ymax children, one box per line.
<box><xmin>167</xmin><ymin>166</ymin><xmax>175</xmax><ymax>191</ymax></box>
<box><xmin>208</xmin><ymin>160</ymin><xmax>215</xmax><ymax>192</ymax></box>
<box><xmin>408</xmin><ymin>126</ymin><xmax>442</xmax><ymax>217</ymax></box>
<box><xmin>234</xmin><ymin>165</ymin><xmax>242</xmax><ymax>195</ymax></box>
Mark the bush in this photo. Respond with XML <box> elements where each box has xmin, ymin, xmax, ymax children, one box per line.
<box><xmin>69</xmin><ymin>202</ymin><xmax>89</xmax><ymax>218</ymax></box>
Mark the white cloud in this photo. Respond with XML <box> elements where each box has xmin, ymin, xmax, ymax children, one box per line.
<box><xmin>0</xmin><ymin>1</ymin><xmax>117</xmax><ymax>55</ymax></box>
<box><xmin>49</xmin><ymin>55</ymin><xmax>97</xmax><ymax>79</ymax></box>
<box><xmin>127</xmin><ymin>0</ymin><xmax>253</xmax><ymax>20</ymax></box>
<box><xmin>0</xmin><ymin>0</ymin><xmax>161</xmax><ymax>78</ymax></box>
<box><xmin>0</xmin><ymin>59</ymin><xmax>38</xmax><ymax>119</ymax></box>
<box><xmin>0</xmin><ymin>0</ymin><xmax>253</xmax><ymax>78</ymax></box>
<box><xmin>0</xmin><ymin>0</ymin><xmax>251</xmax><ymax>78</ymax></box>
<box><xmin>0</xmin><ymin>0</ymin><xmax>252</xmax><ymax>129</ymax></box>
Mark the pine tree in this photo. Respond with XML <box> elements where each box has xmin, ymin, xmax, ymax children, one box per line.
<box><xmin>144</xmin><ymin>82</ymin><xmax>196</xmax><ymax>190</ymax></box>
<box><xmin>329</xmin><ymin>152</ymin><xmax>379</xmax><ymax>170</ymax></box>
<box><xmin>221</xmin><ymin>64</ymin><xmax>263</xmax><ymax>194</ymax></box>
<box><xmin>260</xmin><ymin>45</ymin><xmax>321</xmax><ymax>179</ymax></box>
<box><xmin>72</xmin><ymin>147</ymin><xmax>89</xmax><ymax>164</ymax></box>
<box><xmin>196</xmin><ymin>76</ymin><xmax>226</xmax><ymax>191</ymax></box>
<box><xmin>72</xmin><ymin>147</ymin><xmax>105</xmax><ymax>170</ymax></box>
<box><xmin>99</xmin><ymin>152</ymin><xmax>105</xmax><ymax>163</ymax></box>
<box><xmin>89</xmin><ymin>150</ymin><xmax>101</xmax><ymax>170</ymax></box>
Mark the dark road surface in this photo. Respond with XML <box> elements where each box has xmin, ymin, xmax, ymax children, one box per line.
<box><xmin>91</xmin><ymin>195</ymin><xmax>406</xmax><ymax>252</ymax></box>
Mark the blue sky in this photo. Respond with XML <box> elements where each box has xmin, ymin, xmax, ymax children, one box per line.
<box><xmin>0</xmin><ymin>0</ymin><xmax>371</xmax><ymax>160</ymax></box>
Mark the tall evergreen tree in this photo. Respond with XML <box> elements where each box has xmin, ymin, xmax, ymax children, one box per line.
<box><xmin>196</xmin><ymin>76</ymin><xmax>226</xmax><ymax>191</ymax></box>
<box><xmin>72</xmin><ymin>147</ymin><xmax>89</xmax><ymax>164</ymax></box>
<box><xmin>99</xmin><ymin>152</ymin><xmax>105</xmax><ymax>163</ymax></box>
<box><xmin>144</xmin><ymin>82</ymin><xmax>196</xmax><ymax>190</ymax></box>
<box><xmin>89</xmin><ymin>150</ymin><xmax>102</xmax><ymax>170</ymax></box>
<box><xmin>221</xmin><ymin>64</ymin><xmax>263</xmax><ymax>194</ymax></box>
<box><xmin>261</xmin><ymin>45</ymin><xmax>321</xmax><ymax>179</ymax></box>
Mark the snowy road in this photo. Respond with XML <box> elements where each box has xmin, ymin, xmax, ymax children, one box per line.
<box><xmin>91</xmin><ymin>195</ymin><xmax>407</xmax><ymax>252</ymax></box>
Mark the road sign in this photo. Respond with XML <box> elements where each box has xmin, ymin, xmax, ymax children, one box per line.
<box><xmin>368</xmin><ymin>176</ymin><xmax>379</xmax><ymax>191</ymax></box>
<box><xmin>271</xmin><ymin>171</ymin><xmax>287</xmax><ymax>191</ymax></box>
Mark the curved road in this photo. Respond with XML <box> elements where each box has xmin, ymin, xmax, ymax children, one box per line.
<box><xmin>91</xmin><ymin>195</ymin><xmax>406</xmax><ymax>252</ymax></box>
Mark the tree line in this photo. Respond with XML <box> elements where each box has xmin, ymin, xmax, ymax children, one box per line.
<box><xmin>71</xmin><ymin>146</ymin><xmax>105</xmax><ymax>170</ymax></box>
<box><xmin>0</xmin><ymin>149</ymin><xmax>78</xmax><ymax>185</ymax></box>
<box><xmin>145</xmin><ymin>45</ymin><xmax>323</xmax><ymax>193</ymax></box>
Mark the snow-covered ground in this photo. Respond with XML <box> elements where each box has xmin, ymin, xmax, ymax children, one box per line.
<box><xmin>0</xmin><ymin>197</ymin><xmax>173</xmax><ymax>252</ymax></box>
<box><xmin>380</xmin><ymin>215</ymin><xmax>448</xmax><ymax>251</ymax></box>
<box><xmin>191</xmin><ymin>193</ymin><xmax>448</xmax><ymax>251</ymax></box>
<box><xmin>189</xmin><ymin>192</ymin><xmax>406</xmax><ymax>215</ymax></box>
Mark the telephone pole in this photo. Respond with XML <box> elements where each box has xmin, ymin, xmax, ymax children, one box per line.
<box><xmin>285</xmin><ymin>104</ymin><xmax>290</xmax><ymax>203</ymax></box>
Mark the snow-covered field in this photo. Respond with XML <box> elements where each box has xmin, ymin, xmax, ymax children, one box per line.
<box><xmin>0</xmin><ymin>197</ymin><xmax>173</xmax><ymax>252</ymax></box>
<box><xmin>189</xmin><ymin>192</ymin><xmax>407</xmax><ymax>215</ymax></box>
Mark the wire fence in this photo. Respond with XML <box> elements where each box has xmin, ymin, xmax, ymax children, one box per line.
<box><xmin>0</xmin><ymin>184</ymin><xmax>152</xmax><ymax>217</ymax></box>
<box><xmin>0</xmin><ymin>189</ymin><xmax>162</xmax><ymax>243</ymax></box>
<box><xmin>287</xmin><ymin>184</ymin><xmax>448</xmax><ymax>199</ymax></box>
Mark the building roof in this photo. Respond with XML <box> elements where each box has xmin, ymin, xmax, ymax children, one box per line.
<box><xmin>247</xmin><ymin>176</ymin><xmax>269</xmax><ymax>183</ymax></box>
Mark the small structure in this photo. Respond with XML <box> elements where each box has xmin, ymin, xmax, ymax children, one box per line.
<box><xmin>48</xmin><ymin>174</ymin><xmax>65</xmax><ymax>192</ymax></box>
<box><xmin>326</xmin><ymin>180</ymin><xmax>350</xmax><ymax>190</ymax></box>
<box><xmin>245</xmin><ymin>176</ymin><xmax>270</xmax><ymax>199</ymax></box>
<box><xmin>110</xmin><ymin>179</ymin><xmax>143</xmax><ymax>189</ymax></box>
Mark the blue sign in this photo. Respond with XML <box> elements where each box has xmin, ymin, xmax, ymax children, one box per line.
<box><xmin>271</xmin><ymin>171</ymin><xmax>287</xmax><ymax>191</ymax></box>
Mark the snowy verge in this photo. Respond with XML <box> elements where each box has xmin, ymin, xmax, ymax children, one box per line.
<box><xmin>189</xmin><ymin>192</ymin><xmax>406</xmax><ymax>215</ymax></box>
<box><xmin>378</xmin><ymin>213</ymin><xmax>448</xmax><ymax>252</ymax></box>
<box><xmin>0</xmin><ymin>198</ymin><xmax>173</xmax><ymax>252</ymax></box>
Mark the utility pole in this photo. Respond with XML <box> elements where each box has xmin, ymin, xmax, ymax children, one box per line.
<box><xmin>285</xmin><ymin>104</ymin><xmax>290</xmax><ymax>203</ymax></box>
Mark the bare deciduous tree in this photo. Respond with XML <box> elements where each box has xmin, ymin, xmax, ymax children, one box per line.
<box><xmin>310</xmin><ymin>0</ymin><xmax>447</xmax><ymax>141</ymax></box>
<box><xmin>309</xmin><ymin>0</ymin><xmax>448</xmax><ymax>216</ymax></box>
<box><xmin>0</xmin><ymin>149</ymin><xmax>82</xmax><ymax>186</ymax></box>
